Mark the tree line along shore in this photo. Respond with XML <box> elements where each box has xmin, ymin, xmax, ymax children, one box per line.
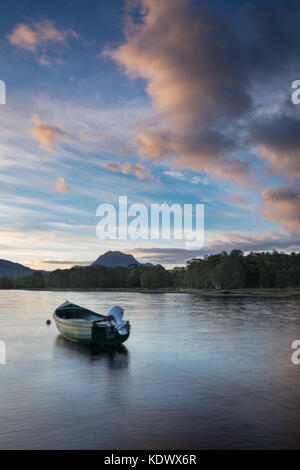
<box><xmin>0</xmin><ymin>250</ymin><xmax>299</xmax><ymax>293</ymax></box>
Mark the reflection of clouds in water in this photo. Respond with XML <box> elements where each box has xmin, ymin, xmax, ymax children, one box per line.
<box><xmin>54</xmin><ymin>335</ymin><xmax>129</xmax><ymax>370</ymax></box>
<box><xmin>2</xmin><ymin>291</ymin><xmax>300</xmax><ymax>449</ymax></box>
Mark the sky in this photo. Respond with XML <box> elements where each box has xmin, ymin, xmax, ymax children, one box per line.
<box><xmin>0</xmin><ymin>0</ymin><xmax>300</xmax><ymax>269</ymax></box>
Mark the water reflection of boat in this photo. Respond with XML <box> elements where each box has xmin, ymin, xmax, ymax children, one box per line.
<box><xmin>55</xmin><ymin>335</ymin><xmax>129</xmax><ymax>368</ymax></box>
<box><xmin>53</xmin><ymin>300</ymin><xmax>130</xmax><ymax>345</ymax></box>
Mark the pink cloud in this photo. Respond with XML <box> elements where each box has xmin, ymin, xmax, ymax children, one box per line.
<box><xmin>7</xmin><ymin>18</ymin><xmax>81</xmax><ymax>65</ymax></box>
<box><xmin>55</xmin><ymin>177</ymin><xmax>70</xmax><ymax>194</ymax></box>
<box><xmin>262</xmin><ymin>187</ymin><xmax>300</xmax><ymax>231</ymax></box>
<box><xmin>105</xmin><ymin>0</ymin><xmax>252</xmax><ymax>184</ymax></box>
<box><xmin>229</xmin><ymin>195</ymin><xmax>249</xmax><ymax>206</ymax></box>
<box><xmin>103</xmin><ymin>162</ymin><xmax>153</xmax><ymax>180</ymax></box>
<box><xmin>30</xmin><ymin>114</ymin><xmax>71</xmax><ymax>152</ymax></box>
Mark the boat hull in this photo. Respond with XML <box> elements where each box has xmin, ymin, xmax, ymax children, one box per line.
<box><xmin>53</xmin><ymin>315</ymin><xmax>130</xmax><ymax>345</ymax></box>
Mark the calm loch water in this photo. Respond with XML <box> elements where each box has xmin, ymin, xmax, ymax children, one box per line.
<box><xmin>0</xmin><ymin>290</ymin><xmax>300</xmax><ymax>449</ymax></box>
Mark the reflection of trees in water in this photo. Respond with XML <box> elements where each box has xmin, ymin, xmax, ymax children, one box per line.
<box><xmin>54</xmin><ymin>335</ymin><xmax>129</xmax><ymax>370</ymax></box>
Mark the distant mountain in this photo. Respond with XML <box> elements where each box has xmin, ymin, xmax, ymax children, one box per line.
<box><xmin>91</xmin><ymin>251</ymin><xmax>154</xmax><ymax>268</ymax></box>
<box><xmin>0</xmin><ymin>259</ymin><xmax>50</xmax><ymax>278</ymax></box>
<box><xmin>0</xmin><ymin>253</ymin><xmax>157</xmax><ymax>278</ymax></box>
<box><xmin>0</xmin><ymin>259</ymin><xmax>35</xmax><ymax>278</ymax></box>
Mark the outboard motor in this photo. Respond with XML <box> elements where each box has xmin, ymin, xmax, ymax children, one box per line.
<box><xmin>106</xmin><ymin>306</ymin><xmax>130</xmax><ymax>336</ymax></box>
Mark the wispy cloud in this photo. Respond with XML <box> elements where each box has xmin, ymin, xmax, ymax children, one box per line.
<box><xmin>78</xmin><ymin>129</ymin><xmax>134</xmax><ymax>156</ymax></box>
<box><xmin>229</xmin><ymin>195</ymin><xmax>249</xmax><ymax>206</ymax></box>
<box><xmin>40</xmin><ymin>260</ymin><xmax>91</xmax><ymax>266</ymax></box>
<box><xmin>7</xmin><ymin>18</ymin><xmax>81</xmax><ymax>65</ymax></box>
<box><xmin>55</xmin><ymin>177</ymin><xmax>70</xmax><ymax>194</ymax></box>
<box><xmin>30</xmin><ymin>114</ymin><xmax>71</xmax><ymax>152</ymax></box>
<box><xmin>103</xmin><ymin>162</ymin><xmax>154</xmax><ymax>180</ymax></box>
<box><xmin>163</xmin><ymin>170</ymin><xmax>208</xmax><ymax>185</ymax></box>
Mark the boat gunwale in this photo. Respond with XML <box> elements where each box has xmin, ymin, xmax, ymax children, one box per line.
<box><xmin>54</xmin><ymin>301</ymin><xmax>106</xmax><ymax>323</ymax></box>
<box><xmin>53</xmin><ymin>311</ymin><xmax>110</xmax><ymax>326</ymax></box>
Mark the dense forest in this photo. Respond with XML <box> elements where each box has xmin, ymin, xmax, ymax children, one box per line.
<box><xmin>0</xmin><ymin>250</ymin><xmax>299</xmax><ymax>290</ymax></box>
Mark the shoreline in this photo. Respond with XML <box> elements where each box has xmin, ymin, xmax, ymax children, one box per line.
<box><xmin>2</xmin><ymin>287</ymin><xmax>300</xmax><ymax>298</ymax></box>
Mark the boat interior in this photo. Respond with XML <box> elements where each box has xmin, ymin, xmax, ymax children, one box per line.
<box><xmin>56</xmin><ymin>305</ymin><xmax>104</xmax><ymax>322</ymax></box>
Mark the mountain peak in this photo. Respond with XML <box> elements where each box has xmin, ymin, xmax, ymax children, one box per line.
<box><xmin>91</xmin><ymin>251</ymin><xmax>141</xmax><ymax>268</ymax></box>
<box><xmin>91</xmin><ymin>251</ymin><xmax>153</xmax><ymax>268</ymax></box>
